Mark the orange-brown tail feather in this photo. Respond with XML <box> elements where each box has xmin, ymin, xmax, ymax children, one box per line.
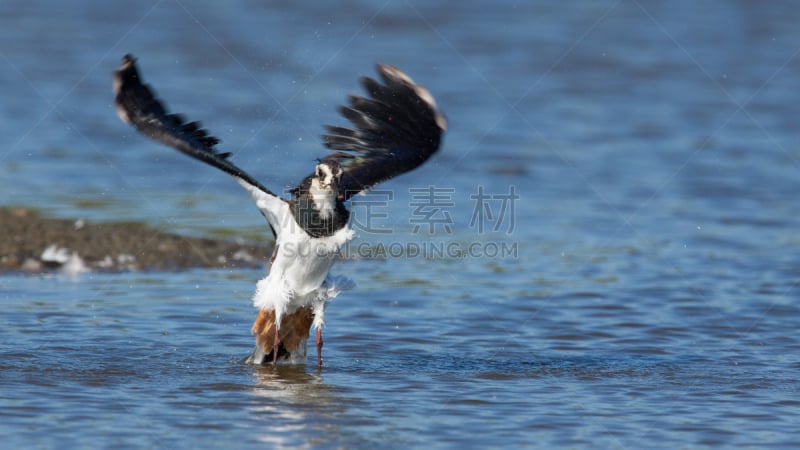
<box><xmin>249</xmin><ymin>307</ymin><xmax>314</xmax><ymax>363</ymax></box>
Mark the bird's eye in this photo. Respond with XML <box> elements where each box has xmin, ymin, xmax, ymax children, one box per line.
<box><xmin>316</xmin><ymin>167</ymin><xmax>322</xmax><ymax>178</ymax></box>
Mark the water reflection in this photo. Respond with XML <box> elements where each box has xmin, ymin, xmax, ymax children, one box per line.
<box><xmin>248</xmin><ymin>365</ymin><xmax>349</xmax><ymax>449</ymax></box>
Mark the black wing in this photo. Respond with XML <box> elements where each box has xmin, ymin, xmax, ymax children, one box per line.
<box><xmin>113</xmin><ymin>54</ymin><xmax>280</xmax><ymax>200</ymax></box>
<box><xmin>296</xmin><ymin>64</ymin><xmax>446</xmax><ymax>201</ymax></box>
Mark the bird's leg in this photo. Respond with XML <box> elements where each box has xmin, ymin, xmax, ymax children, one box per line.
<box><xmin>315</xmin><ymin>327</ymin><xmax>324</xmax><ymax>367</ymax></box>
<box><xmin>272</xmin><ymin>325</ymin><xmax>281</xmax><ymax>366</ymax></box>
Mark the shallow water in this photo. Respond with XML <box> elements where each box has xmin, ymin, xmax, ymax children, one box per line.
<box><xmin>2</xmin><ymin>0</ymin><xmax>800</xmax><ymax>448</ymax></box>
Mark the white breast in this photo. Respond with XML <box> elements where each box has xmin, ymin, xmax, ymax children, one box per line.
<box><xmin>310</xmin><ymin>178</ymin><xmax>336</xmax><ymax>220</ymax></box>
<box><xmin>252</xmin><ymin>224</ymin><xmax>355</xmax><ymax>320</ymax></box>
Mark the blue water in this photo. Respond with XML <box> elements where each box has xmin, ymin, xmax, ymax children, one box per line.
<box><xmin>2</xmin><ymin>0</ymin><xmax>800</xmax><ymax>448</ymax></box>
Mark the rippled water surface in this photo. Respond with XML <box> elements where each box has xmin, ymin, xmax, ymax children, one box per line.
<box><xmin>3</xmin><ymin>0</ymin><xmax>800</xmax><ymax>448</ymax></box>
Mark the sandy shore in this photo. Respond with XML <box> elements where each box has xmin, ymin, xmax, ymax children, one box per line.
<box><xmin>0</xmin><ymin>207</ymin><xmax>273</xmax><ymax>273</ymax></box>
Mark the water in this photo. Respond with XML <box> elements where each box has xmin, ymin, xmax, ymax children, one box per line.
<box><xmin>2</xmin><ymin>0</ymin><xmax>800</xmax><ymax>448</ymax></box>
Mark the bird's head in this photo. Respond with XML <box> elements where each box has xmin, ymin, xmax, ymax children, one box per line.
<box><xmin>309</xmin><ymin>160</ymin><xmax>344</xmax><ymax>218</ymax></box>
<box><xmin>312</xmin><ymin>160</ymin><xmax>344</xmax><ymax>198</ymax></box>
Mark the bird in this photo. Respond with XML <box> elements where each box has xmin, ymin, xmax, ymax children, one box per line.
<box><xmin>113</xmin><ymin>54</ymin><xmax>446</xmax><ymax>366</ymax></box>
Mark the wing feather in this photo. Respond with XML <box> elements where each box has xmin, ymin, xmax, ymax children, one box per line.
<box><xmin>310</xmin><ymin>64</ymin><xmax>446</xmax><ymax>200</ymax></box>
<box><xmin>113</xmin><ymin>54</ymin><xmax>290</xmax><ymax>236</ymax></box>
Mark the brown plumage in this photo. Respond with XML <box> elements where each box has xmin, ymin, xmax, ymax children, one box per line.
<box><xmin>251</xmin><ymin>307</ymin><xmax>315</xmax><ymax>361</ymax></box>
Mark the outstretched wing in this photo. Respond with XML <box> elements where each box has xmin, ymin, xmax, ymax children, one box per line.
<box><xmin>297</xmin><ymin>64</ymin><xmax>446</xmax><ymax>201</ymax></box>
<box><xmin>114</xmin><ymin>54</ymin><xmax>291</xmax><ymax>237</ymax></box>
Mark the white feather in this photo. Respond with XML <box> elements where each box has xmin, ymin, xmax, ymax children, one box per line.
<box><xmin>311</xmin><ymin>274</ymin><xmax>356</xmax><ymax>330</ymax></box>
<box><xmin>252</xmin><ymin>224</ymin><xmax>355</xmax><ymax>326</ymax></box>
<box><xmin>310</xmin><ymin>177</ymin><xmax>336</xmax><ymax>220</ymax></box>
<box><xmin>235</xmin><ymin>177</ymin><xmax>293</xmax><ymax>235</ymax></box>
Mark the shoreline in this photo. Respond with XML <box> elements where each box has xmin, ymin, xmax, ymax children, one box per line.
<box><xmin>0</xmin><ymin>207</ymin><xmax>273</xmax><ymax>273</ymax></box>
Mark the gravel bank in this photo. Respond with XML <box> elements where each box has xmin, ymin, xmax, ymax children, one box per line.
<box><xmin>0</xmin><ymin>208</ymin><xmax>273</xmax><ymax>273</ymax></box>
